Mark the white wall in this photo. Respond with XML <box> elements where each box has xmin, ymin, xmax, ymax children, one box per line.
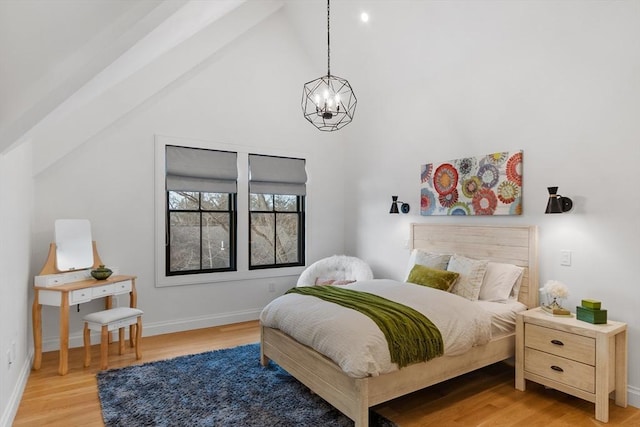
<box><xmin>0</xmin><ymin>142</ymin><xmax>34</xmax><ymax>426</ymax></box>
<box><xmin>31</xmin><ymin>10</ymin><xmax>347</xmax><ymax>349</ymax></box>
<box><xmin>343</xmin><ymin>1</ymin><xmax>640</xmax><ymax>406</ymax></box>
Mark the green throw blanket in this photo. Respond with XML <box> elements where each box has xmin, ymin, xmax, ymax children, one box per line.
<box><xmin>286</xmin><ymin>286</ymin><xmax>443</xmax><ymax>368</ymax></box>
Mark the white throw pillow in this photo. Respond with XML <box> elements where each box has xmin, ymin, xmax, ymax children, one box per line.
<box><xmin>479</xmin><ymin>262</ymin><xmax>524</xmax><ymax>302</ymax></box>
<box><xmin>510</xmin><ymin>271</ymin><xmax>525</xmax><ymax>301</ymax></box>
<box><xmin>404</xmin><ymin>249</ymin><xmax>451</xmax><ymax>281</ymax></box>
<box><xmin>447</xmin><ymin>254</ymin><xmax>488</xmax><ymax>301</ymax></box>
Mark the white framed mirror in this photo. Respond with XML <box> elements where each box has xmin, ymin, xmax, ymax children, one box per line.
<box><xmin>55</xmin><ymin>219</ymin><xmax>94</xmax><ymax>271</ymax></box>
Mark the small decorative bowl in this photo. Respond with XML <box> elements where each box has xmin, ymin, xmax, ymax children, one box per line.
<box><xmin>91</xmin><ymin>265</ymin><xmax>113</xmax><ymax>280</ymax></box>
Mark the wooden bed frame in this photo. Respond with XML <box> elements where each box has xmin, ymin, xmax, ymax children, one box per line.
<box><xmin>260</xmin><ymin>224</ymin><xmax>539</xmax><ymax>427</ymax></box>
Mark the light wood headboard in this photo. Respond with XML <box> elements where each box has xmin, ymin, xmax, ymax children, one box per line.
<box><xmin>410</xmin><ymin>223</ymin><xmax>539</xmax><ymax>308</ymax></box>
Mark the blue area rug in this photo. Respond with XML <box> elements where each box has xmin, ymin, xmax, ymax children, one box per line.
<box><xmin>97</xmin><ymin>343</ymin><xmax>397</xmax><ymax>426</ymax></box>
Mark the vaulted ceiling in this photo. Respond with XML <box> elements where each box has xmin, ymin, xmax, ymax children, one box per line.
<box><xmin>0</xmin><ymin>0</ymin><xmax>382</xmax><ymax>156</ymax></box>
<box><xmin>4</xmin><ymin>0</ymin><xmax>630</xmax><ymax>161</ymax></box>
<box><xmin>0</xmin><ymin>1</ymin><xmax>262</xmax><ymax>153</ymax></box>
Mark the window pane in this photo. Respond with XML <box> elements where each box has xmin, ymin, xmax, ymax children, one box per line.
<box><xmin>274</xmin><ymin>195</ymin><xmax>297</xmax><ymax>211</ymax></box>
<box><xmin>168</xmin><ymin>191</ymin><xmax>199</xmax><ymax>210</ymax></box>
<box><xmin>169</xmin><ymin>212</ymin><xmax>200</xmax><ymax>271</ymax></box>
<box><xmin>250</xmin><ymin>193</ymin><xmax>273</xmax><ymax>211</ymax></box>
<box><xmin>276</xmin><ymin>213</ymin><xmax>299</xmax><ymax>263</ymax></box>
<box><xmin>201</xmin><ymin>193</ymin><xmax>229</xmax><ymax>211</ymax></box>
<box><xmin>202</xmin><ymin>213</ymin><xmax>231</xmax><ymax>269</ymax></box>
<box><xmin>250</xmin><ymin>213</ymin><xmax>275</xmax><ymax>266</ymax></box>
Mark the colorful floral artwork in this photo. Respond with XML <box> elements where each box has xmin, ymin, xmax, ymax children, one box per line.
<box><xmin>420</xmin><ymin>151</ymin><xmax>523</xmax><ymax>216</ymax></box>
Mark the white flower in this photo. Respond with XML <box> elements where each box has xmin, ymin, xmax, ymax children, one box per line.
<box><xmin>543</xmin><ymin>280</ymin><xmax>569</xmax><ymax>298</ymax></box>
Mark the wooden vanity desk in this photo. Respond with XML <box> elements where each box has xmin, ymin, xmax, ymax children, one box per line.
<box><xmin>32</xmin><ymin>242</ymin><xmax>137</xmax><ymax>375</ymax></box>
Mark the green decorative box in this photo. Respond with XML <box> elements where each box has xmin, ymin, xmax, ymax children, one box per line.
<box><xmin>581</xmin><ymin>299</ymin><xmax>601</xmax><ymax>310</ymax></box>
<box><xmin>577</xmin><ymin>306</ymin><xmax>607</xmax><ymax>324</ymax></box>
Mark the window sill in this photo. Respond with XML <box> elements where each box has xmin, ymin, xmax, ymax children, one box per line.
<box><xmin>155</xmin><ymin>265</ymin><xmax>306</xmax><ymax>288</ymax></box>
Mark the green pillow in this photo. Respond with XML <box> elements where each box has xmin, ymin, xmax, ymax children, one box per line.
<box><xmin>407</xmin><ymin>264</ymin><xmax>460</xmax><ymax>291</ymax></box>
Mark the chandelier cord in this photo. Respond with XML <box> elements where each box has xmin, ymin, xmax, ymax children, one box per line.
<box><xmin>327</xmin><ymin>0</ymin><xmax>330</xmax><ymax>76</ymax></box>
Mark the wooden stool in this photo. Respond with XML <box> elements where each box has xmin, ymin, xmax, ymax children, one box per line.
<box><xmin>83</xmin><ymin>307</ymin><xmax>143</xmax><ymax>370</ymax></box>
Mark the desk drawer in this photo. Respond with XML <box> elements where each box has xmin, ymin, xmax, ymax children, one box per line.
<box><xmin>70</xmin><ymin>289</ymin><xmax>92</xmax><ymax>304</ymax></box>
<box><xmin>525</xmin><ymin>324</ymin><xmax>594</xmax><ymax>365</ymax></box>
<box><xmin>113</xmin><ymin>280</ymin><xmax>132</xmax><ymax>295</ymax></box>
<box><xmin>525</xmin><ymin>347</ymin><xmax>595</xmax><ymax>393</ymax></box>
<box><xmin>91</xmin><ymin>284</ymin><xmax>115</xmax><ymax>298</ymax></box>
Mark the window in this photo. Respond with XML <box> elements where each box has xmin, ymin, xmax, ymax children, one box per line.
<box><xmin>157</xmin><ymin>140</ymin><xmax>308</xmax><ymax>285</ymax></box>
<box><xmin>249</xmin><ymin>194</ymin><xmax>304</xmax><ymax>267</ymax></box>
<box><xmin>167</xmin><ymin>191</ymin><xmax>235</xmax><ymax>274</ymax></box>
<box><xmin>249</xmin><ymin>154</ymin><xmax>306</xmax><ymax>269</ymax></box>
<box><xmin>165</xmin><ymin>145</ymin><xmax>237</xmax><ymax>275</ymax></box>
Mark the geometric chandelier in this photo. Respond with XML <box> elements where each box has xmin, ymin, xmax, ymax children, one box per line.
<box><xmin>302</xmin><ymin>0</ymin><xmax>357</xmax><ymax>131</ymax></box>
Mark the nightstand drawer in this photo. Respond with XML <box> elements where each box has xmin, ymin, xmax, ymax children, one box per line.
<box><xmin>525</xmin><ymin>323</ymin><xmax>595</xmax><ymax>365</ymax></box>
<box><xmin>525</xmin><ymin>347</ymin><xmax>595</xmax><ymax>393</ymax></box>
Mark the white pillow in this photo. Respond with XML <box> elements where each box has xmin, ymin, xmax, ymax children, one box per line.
<box><xmin>404</xmin><ymin>249</ymin><xmax>451</xmax><ymax>281</ymax></box>
<box><xmin>447</xmin><ymin>254</ymin><xmax>488</xmax><ymax>301</ymax></box>
<box><xmin>479</xmin><ymin>262</ymin><xmax>524</xmax><ymax>302</ymax></box>
<box><xmin>510</xmin><ymin>270</ymin><xmax>525</xmax><ymax>300</ymax></box>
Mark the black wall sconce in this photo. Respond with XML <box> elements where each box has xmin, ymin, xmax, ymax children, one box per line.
<box><xmin>390</xmin><ymin>196</ymin><xmax>410</xmax><ymax>214</ymax></box>
<box><xmin>545</xmin><ymin>186</ymin><xmax>573</xmax><ymax>213</ymax></box>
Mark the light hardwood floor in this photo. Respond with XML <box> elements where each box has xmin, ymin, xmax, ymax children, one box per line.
<box><xmin>14</xmin><ymin>321</ymin><xmax>640</xmax><ymax>426</ymax></box>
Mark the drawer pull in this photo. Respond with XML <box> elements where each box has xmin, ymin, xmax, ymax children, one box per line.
<box><xmin>550</xmin><ymin>339</ymin><xmax>564</xmax><ymax>346</ymax></box>
<box><xmin>550</xmin><ymin>365</ymin><xmax>564</xmax><ymax>372</ymax></box>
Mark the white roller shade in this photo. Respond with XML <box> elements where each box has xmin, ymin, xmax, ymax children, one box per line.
<box><xmin>166</xmin><ymin>145</ymin><xmax>237</xmax><ymax>193</ymax></box>
<box><xmin>249</xmin><ymin>154</ymin><xmax>307</xmax><ymax>195</ymax></box>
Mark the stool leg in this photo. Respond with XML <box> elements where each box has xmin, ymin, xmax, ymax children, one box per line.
<box><xmin>83</xmin><ymin>323</ymin><xmax>91</xmax><ymax>367</ymax></box>
<box><xmin>118</xmin><ymin>327</ymin><xmax>125</xmax><ymax>355</ymax></box>
<box><xmin>100</xmin><ymin>325</ymin><xmax>109</xmax><ymax>370</ymax></box>
<box><xmin>135</xmin><ymin>316</ymin><xmax>142</xmax><ymax>360</ymax></box>
<box><xmin>129</xmin><ymin>323</ymin><xmax>136</xmax><ymax>348</ymax></box>
<box><xmin>129</xmin><ymin>323</ymin><xmax>135</xmax><ymax>348</ymax></box>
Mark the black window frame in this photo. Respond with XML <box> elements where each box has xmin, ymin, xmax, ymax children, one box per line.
<box><xmin>248</xmin><ymin>194</ymin><xmax>305</xmax><ymax>270</ymax></box>
<box><xmin>166</xmin><ymin>191</ymin><xmax>237</xmax><ymax>276</ymax></box>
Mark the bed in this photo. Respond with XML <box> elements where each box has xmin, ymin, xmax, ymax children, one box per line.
<box><xmin>260</xmin><ymin>223</ymin><xmax>539</xmax><ymax>426</ymax></box>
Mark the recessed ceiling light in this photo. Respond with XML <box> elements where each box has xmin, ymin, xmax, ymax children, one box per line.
<box><xmin>360</xmin><ymin>12</ymin><xmax>369</xmax><ymax>23</ymax></box>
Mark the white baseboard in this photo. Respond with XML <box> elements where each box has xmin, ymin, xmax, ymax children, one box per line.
<box><xmin>0</xmin><ymin>348</ymin><xmax>33</xmax><ymax>427</ymax></box>
<box><xmin>144</xmin><ymin>308</ymin><xmax>261</xmax><ymax>337</ymax></box>
<box><xmin>628</xmin><ymin>385</ymin><xmax>640</xmax><ymax>409</ymax></box>
<box><xmin>42</xmin><ymin>308</ymin><xmax>262</xmax><ymax>352</ymax></box>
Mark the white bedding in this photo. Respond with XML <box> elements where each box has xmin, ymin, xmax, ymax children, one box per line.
<box><xmin>260</xmin><ymin>279</ymin><xmax>493</xmax><ymax>378</ymax></box>
<box><xmin>476</xmin><ymin>299</ymin><xmax>528</xmax><ymax>337</ymax></box>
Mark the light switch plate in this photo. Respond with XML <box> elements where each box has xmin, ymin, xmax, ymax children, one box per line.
<box><xmin>560</xmin><ymin>250</ymin><xmax>572</xmax><ymax>266</ymax></box>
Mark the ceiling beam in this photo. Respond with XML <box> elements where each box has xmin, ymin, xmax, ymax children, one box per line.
<box><xmin>0</xmin><ymin>0</ymin><xmax>189</xmax><ymax>155</ymax></box>
<box><xmin>31</xmin><ymin>1</ymin><xmax>284</xmax><ymax>175</ymax></box>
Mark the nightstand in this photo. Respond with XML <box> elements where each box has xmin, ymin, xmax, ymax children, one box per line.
<box><xmin>515</xmin><ymin>307</ymin><xmax>627</xmax><ymax>423</ymax></box>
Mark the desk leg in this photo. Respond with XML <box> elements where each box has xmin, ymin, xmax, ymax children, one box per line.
<box><xmin>58</xmin><ymin>292</ymin><xmax>70</xmax><ymax>375</ymax></box>
<box><xmin>129</xmin><ymin>280</ymin><xmax>137</xmax><ymax>348</ymax></box>
<box><xmin>32</xmin><ymin>292</ymin><xmax>42</xmax><ymax>370</ymax></box>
